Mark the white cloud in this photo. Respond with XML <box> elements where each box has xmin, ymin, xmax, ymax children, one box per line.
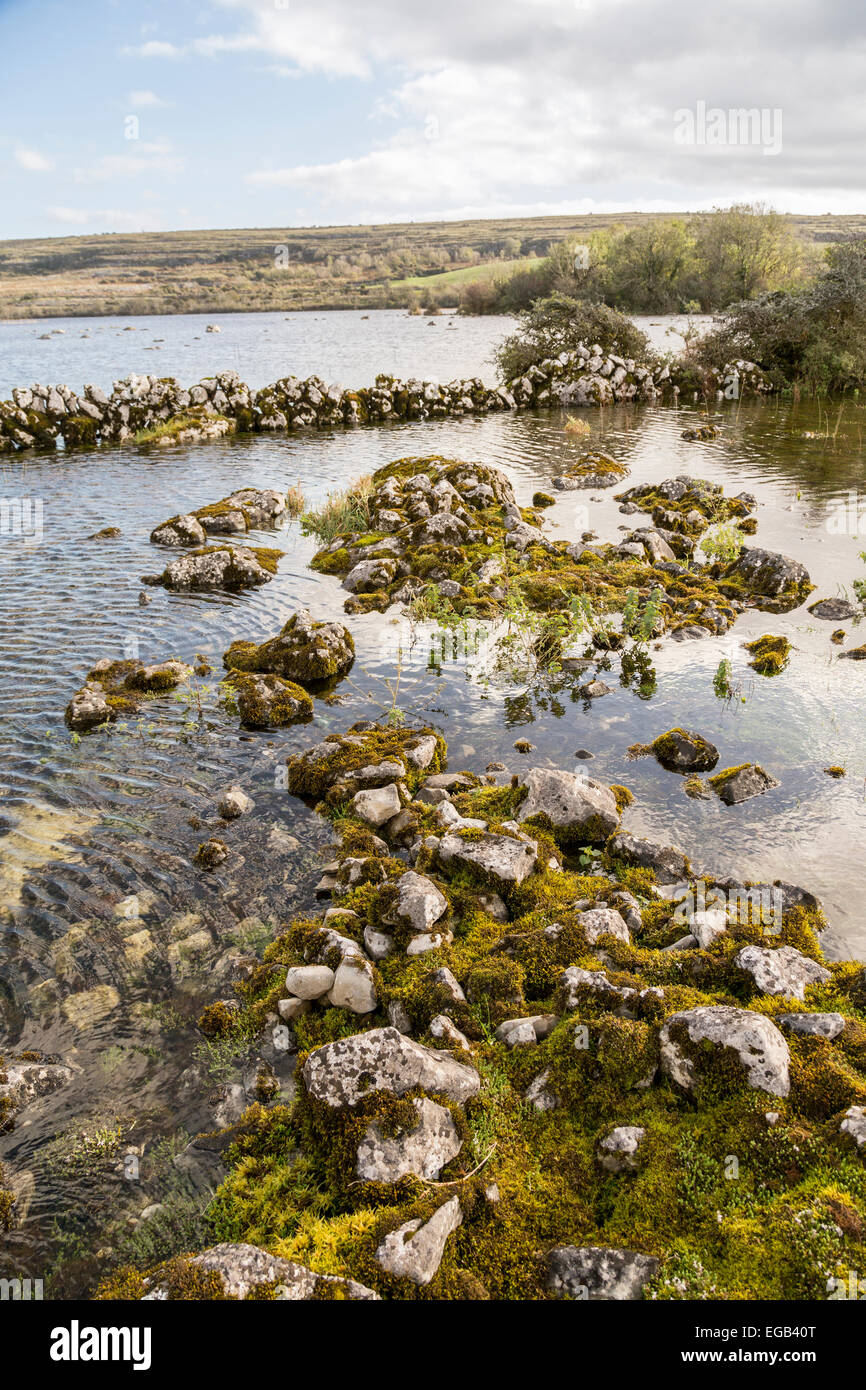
<box><xmin>123</xmin><ymin>40</ymin><xmax>183</xmax><ymax>59</ymax></box>
<box><xmin>74</xmin><ymin>143</ymin><xmax>184</xmax><ymax>184</ymax></box>
<box><xmin>46</xmin><ymin>206</ymin><xmax>167</xmax><ymax>231</ymax></box>
<box><xmin>233</xmin><ymin>0</ymin><xmax>866</xmax><ymax>218</ymax></box>
<box><xmin>127</xmin><ymin>89</ymin><xmax>169</xmax><ymax>107</ymax></box>
<box><xmin>14</xmin><ymin>147</ymin><xmax>54</xmax><ymax>172</ymax></box>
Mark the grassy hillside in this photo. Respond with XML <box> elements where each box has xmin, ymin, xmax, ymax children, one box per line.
<box><xmin>0</xmin><ymin>213</ymin><xmax>863</xmax><ymax>320</ymax></box>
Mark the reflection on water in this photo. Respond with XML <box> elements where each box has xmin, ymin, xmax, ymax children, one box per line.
<box><xmin>1</xmin><ymin>360</ymin><xmax>866</xmax><ymax>1290</ymax></box>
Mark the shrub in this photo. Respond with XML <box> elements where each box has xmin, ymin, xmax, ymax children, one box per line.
<box><xmin>495</xmin><ymin>293</ymin><xmax>654</xmax><ymax>380</ymax></box>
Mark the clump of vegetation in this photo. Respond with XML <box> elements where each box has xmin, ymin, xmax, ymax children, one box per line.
<box><xmin>286</xmin><ymin>482</ymin><xmax>305</xmax><ymax>517</ymax></box>
<box><xmin>495</xmin><ymin>294</ymin><xmax>654</xmax><ymax>380</ymax></box>
<box><xmin>688</xmin><ymin>239</ymin><xmax>866</xmax><ymax>394</ymax></box>
<box><xmin>301</xmin><ymin>477</ymin><xmax>375</xmax><ymax>543</ymax></box>
<box><xmin>745</xmin><ymin>635</ymin><xmax>792</xmax><ymax>676</ymax></box>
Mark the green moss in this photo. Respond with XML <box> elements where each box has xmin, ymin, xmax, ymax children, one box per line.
<box><xmin>744</xmin><ymin>635</ymin><xmax>792</xmax><ymax>676</ymax></box>
<box><xmin>609</xmin><ymin>784</ymin><xmax>635</xmax><ymax>813</ymax></box>
<box><xmin>532</xmin><ymin>492</ymin><xmax>555</xmax><ymax>508</ymax></box>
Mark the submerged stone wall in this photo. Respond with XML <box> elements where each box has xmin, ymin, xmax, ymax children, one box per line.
<box><xmin>0</xmin><ymin>344</ymin><xmax>771</xmax><ymax>455</ymax></box>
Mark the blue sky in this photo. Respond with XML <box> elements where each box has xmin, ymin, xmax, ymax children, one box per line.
<box><xmin>1</xmin><ymin>0</ymin><xmax>864</xmax><ymax>240</ymax></box>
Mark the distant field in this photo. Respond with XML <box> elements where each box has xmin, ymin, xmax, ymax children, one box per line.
<box><xmin>392</xmin><ymin>256</ymin><xmax>544</xmax><ymax>292</ymax></box>
<box><xmin>0</xmin><ymin>213</ymin><xmax>863</xmax><ymax>321</ymax></box>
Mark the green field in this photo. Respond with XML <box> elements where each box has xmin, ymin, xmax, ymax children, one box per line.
<box><xmin>0</xmin><ymin>212</ymin><xmax>863</xmax><ymax>320</ymax></box>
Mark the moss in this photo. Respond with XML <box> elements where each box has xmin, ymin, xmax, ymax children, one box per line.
<box><xmin>286</xmin><ymin>724</ymin><xmax>446</xmax><ymax>801</ymax></box>
<box><xmin>224</xmin><ymin>611</ymin><xmax>354</xmax><ymax>685</ymax></box>
<box><xmin>113</xmin><ymin>719</ymin><xmax>866</xmax><ymax>1303</ymax></box>
<box><xmin>824</xmin><ymin>765</ymin><xmax>846</xmax><ymax>778</ymax></box>
<box><xmin>609</xmin><ymin>783</ymin><xmax>635</xmax><ymax>813</ymax></box>
<box><xmin>532</xmin><ymin>492</ymin><xmax>555</xmax><ymax>508</ymax></box>
<box><xmin>649</xmin><ymin>728</ymin><xmax>718</xmax><ymax>772</ymax></box>
<box><xmin>221</xmin><ymin>671</ymin><xmax>313</xmax><ymax>728</ymax></box>
<box><xmin>744</xmin><ymin>634</ymin><xmax>792</xmax><ymax>676</ymax></box>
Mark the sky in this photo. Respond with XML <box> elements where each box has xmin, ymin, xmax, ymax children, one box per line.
<box><xmin>0</xmin><ymin>0</ymin><xmax>864</xmax><ymax>240</ymax></box>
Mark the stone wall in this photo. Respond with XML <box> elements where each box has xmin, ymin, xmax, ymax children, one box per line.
<box><xmin>0</xmin><ymin>346</ymin><xmax>770</xmax><ymax>455</ymax></box>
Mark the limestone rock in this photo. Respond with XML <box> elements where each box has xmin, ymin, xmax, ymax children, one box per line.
<box><xmin>734</xmin><ymin>944</ymin><xmax>831</xmax><ymax>1001</ymax></box>
<box><xmin>607</xmin><ymin>832</ymin><xmax>689</xmax><ymax>884</ymax></box>
<box><xmin>353</xmin><ymin>783</ymin><xmax>402</xmax><ymax>827</ymax></box>
<box><xmin>517</xmin><ymin>767</ymin><xmax>619</xmax><ymax>844</ymax></box>
<box><xmin>302</xmin><ymin>1026</ymin><xmax>480</xmax><ymax>1108</ymax></box>
<box><xmin>777</xmin><ymin>1012</ymin><xmax>845</xmax><ymax>1040</ymax></box>
<box><xmin>578</xmin><ymin>907</ymin><xmax>630</xmax><ymax>944</ymax></box>
<box><xmin>356</xmin><ymin>1097</ymin><xmax>461</xmax><ymax>1182</ymax></box>
<box><xmin>383</xmin><ymin>871</ymin><xmax>448</xmax><ymax>934</ymax></box>
<box><xmin>660</xmin><ymin>1004</ymin><xmax>790</xmax><ymax>1098</ymax></box>
<box><xmin>649</xmin><ymin>728</ymin><xmax>719</xmax><ymax>772</ymax></box>
<box><xmin>64</xmin><ymin>683</ymin><xmax>115</xmax><ymax>732</ymax></box>
<box><xmin>546</xmin><ymin>1245</ymin><xmax>659</xmax><ymax>1301</ymax></box>
<box><xmin>223</xmin><ymin>609</ymin><xmax>354</xmax><ymax>685</ymax></box>
<box><xmin>437</xmin><ymin>830</ymin><xmax>538</xmax><ymax>888</ymax></box>
<box><xmin>375</xmin><ymin>1196</ymin><xmax>462</xmax><ymax>1285</ymax></box>
<box><xmin>327</xmin><ymin>955</ymin><xmax>378</xmax><ymax>1013</ymax></box>
<box><xmin>597</xmin><ymin>1126</ymin><xmax>645</xmax><ymax>1172</ymax></box>
<box><xmin>284</xmin><ymin>964</ymin><xmax>335</xmax><ymax>1000</ymax></box>
<box><xmin>160</xmin><ymin>1244</ymin><xmax>379</xmax><ymax>1301</ymax></box>
<box><xmin>217</xmin><ymin>786</ymin><xmax>254</xmax><ymax>819</ymax></box>
<box><xmin>709</xmin><ymin>764</ymin><xmax>779</xmax><ymax>805</ymax></box>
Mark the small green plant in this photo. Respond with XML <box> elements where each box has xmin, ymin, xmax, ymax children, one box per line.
<box><xmin>713</xmin><ymin>657</ymin><xmax>734</xmax><ymax>700</ymax></box>
<box><xmin>700</xmin><ymin>523</ymin><xmax>743</xmax><ymax>565</ymax></box>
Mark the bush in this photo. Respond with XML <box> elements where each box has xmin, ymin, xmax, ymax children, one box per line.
<box><xmin>495</xmin><ymin>293</ymin><xmax>654</xmax><ymax>380</ymax></box>
<box><xmin>688</xmin><ymin>239</ymin><xmax>866</xmax><ymax>393</ymax></box>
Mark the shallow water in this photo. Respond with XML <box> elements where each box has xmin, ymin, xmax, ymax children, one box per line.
<box><xmin>1</xmin><ymin>314</ymin><xmax>866</xmax><ymax>1292</ymax></box>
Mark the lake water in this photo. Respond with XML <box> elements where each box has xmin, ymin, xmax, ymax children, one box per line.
<box><xmin>1</xmin><ymin>308</ymin><xmax>865</xmax><ymax>1292</ymax></box>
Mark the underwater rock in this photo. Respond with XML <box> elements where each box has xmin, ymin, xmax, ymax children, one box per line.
<box><xmin>734</xmin><ymin>944</ymin><xmax>831</xmax><ymax>1001</ymax></box>
<box><xmin>217</xmin><ymin>786</ymin><xmax>254</xmax><ymax>819</ymax></box>
<box><xmin>375</xmin><ymin>1196</ymin><xmax>462</xmax><ymax>1285</ymax></box>
<box><xmin>517</xmin><ymin>767</ymin><xmax>619</xmax><ymax>845</ymax></box>
<box><xmin>302</xmin><ymin>1027</ymin><xmax>480</xmax><ymax>1108</ymax></box>
<box><xmin>546</xmin><ymin>1245</ymin><xmax>659</xmax><ymax>1301</ymax></box>
<box><xmin>660</xmin><ymin>1004</ymin><xmax>790</xmax><ymax>1098</ymax></box>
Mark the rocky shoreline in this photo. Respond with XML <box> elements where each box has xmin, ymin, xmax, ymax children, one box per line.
<box><xmin>10</xmin><ymin>449</ymin><xmax>857</xmax><ymax>1299</ymax></box>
